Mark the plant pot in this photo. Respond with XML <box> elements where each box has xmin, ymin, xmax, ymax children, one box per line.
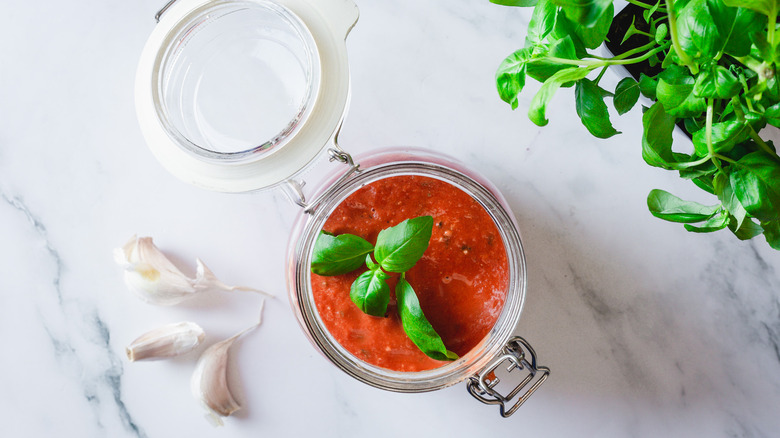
<box><xmin>604</xmin><ymin>1</ymin><xmax>693</xmax><ymax>138</ymax></box>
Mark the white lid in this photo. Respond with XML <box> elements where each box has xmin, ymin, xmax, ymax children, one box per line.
<box><xmin>135</xmin><ymin>0</ymin><xmax>358</xmax><ymax>192</ymax></box>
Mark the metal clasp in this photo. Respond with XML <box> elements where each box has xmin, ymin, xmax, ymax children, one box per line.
<box><xmin>155</xmin><ymin>0</ymin><xmax>179</xmax><ymax>22</ymax></box>
<box><xmin>282</xmin><ymin>146</ymin><xmax>360</xmax><ymax>213</ymax></box>
<box><xmin>466</xmin><ymin>336</ymin><xmax>549</xmax><ymax>417</ymax></box>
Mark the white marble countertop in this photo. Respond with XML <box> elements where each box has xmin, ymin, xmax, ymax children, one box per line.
<box><xmin>2</xmin><ymin>0</ymin><xmax>780</xmax><ymax>436</ymax></box>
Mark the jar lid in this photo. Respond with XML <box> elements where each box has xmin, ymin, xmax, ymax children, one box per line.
<box><xmin>135</xmin><ymin>0</ymin><xmax>358</xmax><ymax>192</ymax></box>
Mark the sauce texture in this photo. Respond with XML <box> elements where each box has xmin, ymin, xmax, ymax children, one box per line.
<box><xmin>311</xmin><ymin>175</ymin><xmax>509</xmax><ymax>371</ymax></box>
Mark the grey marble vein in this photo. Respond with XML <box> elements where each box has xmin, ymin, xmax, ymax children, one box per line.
<box><xmin>1</xmin><ymin>191</ymin><xmax>146</xmax><ymax>438</ymax></box>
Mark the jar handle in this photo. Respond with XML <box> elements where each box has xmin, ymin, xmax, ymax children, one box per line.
<box><xmin>466</xmin><ymin>336</ymin><xmax>549</xmax><ymax>417</ymax></box>
<box><xmin>282</xmin><ymin>146</ymin><xmax>360</xmax><ymax>212</ymax></box>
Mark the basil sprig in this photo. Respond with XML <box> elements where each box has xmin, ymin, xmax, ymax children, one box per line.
<box><xmin>311</xmin><ymin>216</ymin><xmax>459</xmax><ymax>362</ymax></box>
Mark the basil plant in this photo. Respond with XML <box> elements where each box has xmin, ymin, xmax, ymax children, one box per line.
<box><xmin>493</xmin><ymin>0</ymin><xmax>780</xmax><ymax>249</ymax></box>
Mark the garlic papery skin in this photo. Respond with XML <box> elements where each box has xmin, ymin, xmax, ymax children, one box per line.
<box><xmin>126</xmin><ymin>322</ymin><xmax>205</xmax><ymax>362</ymax></box>
<box><xmin>114</xmin><ymin>235</ymin><xmax>271</xmax><ymax>305</ymax></box>
<box><xmin>191</xmin><ymin>302</ymin><xmax>265</xmax><ymax>426</ymax></box>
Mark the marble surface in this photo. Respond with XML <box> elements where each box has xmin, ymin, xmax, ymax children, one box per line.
<box><xmin>2</xmin><ymin>0</ymin><xmax>780</xmax><ymax>436</ymax></box>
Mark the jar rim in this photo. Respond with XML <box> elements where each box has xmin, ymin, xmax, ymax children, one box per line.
<box><xmin>155</xmin><ymin>0</ymin><xmax>320</xmax><ymax>161</ymax></box>
<box><xmin>288</xmin><ymin>151</ymin><xmax>527</xmax><ymax>392</ymax></box>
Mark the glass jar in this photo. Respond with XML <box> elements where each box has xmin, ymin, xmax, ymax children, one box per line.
<box><xmin>136</xmin><ymin>0</ymin><xmax>549</xmax><ymax>417</ymax></box>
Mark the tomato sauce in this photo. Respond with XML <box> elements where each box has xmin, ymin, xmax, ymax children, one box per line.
<box><xmin>311</xmin><ymin>175</ymin><xmax>509</xmax><ymax>372</ymax></box>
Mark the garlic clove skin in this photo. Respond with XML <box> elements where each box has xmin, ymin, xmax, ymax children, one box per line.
<box><xmin>114</xmin><ymin>235</ymin><xmax>272</xmax><ymax>306</ymax></box>
<box><xmin>191</xmin><ymin>301</ymin><xmax>265</xmax><ymax>426</ymax></box>
<box><xmin>193</xmin><ymin>258</ymin><xmax>268</xmax><ymax>295</ymax></box>
<box><xmin>126</xmin><ymin>322</ymin><xmax>205</xmax><ymax>362</ymax></box>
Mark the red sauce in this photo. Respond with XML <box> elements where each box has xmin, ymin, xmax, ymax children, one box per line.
<box><xmin>311</xmin><ymin>175</ymin><xmax>509</xmax><ymax>372</ymax></box>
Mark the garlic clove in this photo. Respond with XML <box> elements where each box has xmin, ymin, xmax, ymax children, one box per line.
<box><xmin>191</xmin><ymin>301</ymin><xmax>265</xmax><ymax>426</ymax></box>
<box><xmin>114</xmin><ymin>235</ymin><xmax>272</xmax><ymax>306</ymax></box>
<box><xmin>126</xmin><ymin>322</ymin><xmax>205</xmax><ymax>362</ymax></box>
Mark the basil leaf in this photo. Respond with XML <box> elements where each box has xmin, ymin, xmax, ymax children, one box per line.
<box><xmin>527</xmin><ymin>36</ymin><xmax>579</xmax><ymax>82</ymax></box>
<box><xmin>763</xmin><ymin>101</ymin><xmax>780</xmax><ymax>128</ymax></box>
<box><xmin>490</xmin><ymin>0</ymin><xmax>538</xmax><ymax>6</ymax></box>
<box><xmin>655</xmin><ymin>23</ymin><xmax>669</xmax><ymax>44</ymax></box>
<box><xmin>692</xmin><ymin>174</ymin><xmax>717</xmax><ymax>194</ymax></box>
<box><xmin>395</xmin><ymin>278</ymin><xmax>458</xmax><ymax>362</ymax></box>
<box><xmin>675</xmin><ymin>0</ymin><xmax>722</xmax><ymax>61</ymax></box>
<box><xmin>614</xmin><ymin>77</ymin><xmax>641</xmax><ymax>115</ymax></box>
<box><xmin>638</xmin><ymin>73</ymin><xmax>659</xmax><ymax>100</ymax></box>
<box><xmin>575</xmin><ymin>79</ymin><xmax>620</xmax><ymax>138</ymax></box>
<box><xmin>552</xmin><ymin>0</ymin><xmax>613</xmax><ymax>27</ymax></box>
<box><xmin>761</xmin><ymin>220</ymin><xmax>780</xmax><ymax>249</ymax></box>
<box><xmin>642</xmin><ymin>102</ymin><xmax>679</xmax><ymax>169</ymax></box>
<box><xmin>657</xmin><ymin>65</ymin><xmax>708</xmax><ymax>118</ymax></box>
<box><xmin>647</xmin><ymin>189</ymin><xmax>721</xmax><ymax>223</ymax></box>
<box><xmin>349</xmin><ymin>269</ymin><xmax>390</xmax><ymax>317</ymax></box>
<box><xmin>715</xmin><ymin>172</ymin><xmax>747</xmax><ymax>229</ymax></box>
<box><xmin>525</xmin><ymin>0</ymin><xmax>557</xmax><ymax>45</ymax></box>
<box><xmin>496</xmin><ymin>48</ymin><xmax>532</xmax><ymax>110</ymax></box>
<box><xmin>529</xmin><ymin>67</ymin><xmax>590</xmax><ymax>126</ymax></box>
<box><xmin>693</xmin><ymin>64</ymin><xmax>740</xmax><ymax>99</ymax></box>
<box><xmin>718</xmin><ymin>4</ymin><xmax>765</xmax><ymax>57</ymax></box>
<box><xmin>365</xmin><ymin>253</ymin><xmax>379</xmax><ymax>271</ymax></box>
<box><xmin>691</xmin><ymin>120</ymin><xmax>750</xmax><ymax>157</ymax></box>
<box><xmin>729</xmin><ymin>217</ymin><xmax>764</xmax><ymax>240</ymax></box>
<box><xmin>729</xmin><ymin>151</ymin><xmax>780</xmax><ymax>221</ymax></box>
<box><xmin>374</xmin><ymin>216</ymin><xmax>434</xmax><ymax>273</ymax></box>
<box><xmin>311</xmin><ymin>232</ymin><xmax>374</xmax><ymax>276</ymax></box>
<box><xmin>722</xmin><ymin>0</ymin><xmax>778</xmax><ymax>17</ymax></box>
<box><xmin>550</xmin><ymin>9</ymin><xmax>588</xmax><ymax>58</ymax></box>
<box><xmin>571</xmin><ymin>3</ymin><xmax>614</xmax><ymax>49</ymax></box>
<box><xmin>684</xmin><ymin>210</ymin><xmax>730</xmax><ymax>232</ymax></box>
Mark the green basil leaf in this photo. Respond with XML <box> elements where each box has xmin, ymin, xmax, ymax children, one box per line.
<box><xmin>525</xmin><ymin>0</ymin><xmax>557</xmax><ymax>45</ymax></box>
<box><xmin>496</xmin><ymin>48</ymin><xmax>532</xmax><ymax>110</ymax></box>
<box><xmin>764</xmin><ymin>101</ymin><xmax>780</xmax><ymax>128</ymax></box>
<box><xmin>693</xmin><ymin>64</ymin><xmax>740</xmax><ymax>99</ymax></box>
<box><xmin>575</xmin><ymin>78</ymin><xmax>620</xmax><ymax>138</ymax></box>
<box><xmin>349</xmin><ymin>269</ymin><xmax>390</xmax><ymax>317</ymax></box>
<box><xmin>729</xmin><ymin>217</ymin><xmax>764</xmax><ymax>240</ymax></box>
<box><xmin>647</xmin><ymin>189</ymin><xmax>721</xmax><ymax>223</ymax></box>
<box><xmin>395</xmin><ymin>278</ymin><xmax>458</xmax><ymax>361</ymax></box>
<box><xmin>374</xmin><ymin>216</ymin><xmax>434</xmax><ymax>273</ymax></box>
<box><xmin>692</xmin><ymin>174</ymin><xmax>717</xmax><ymax>194</ymax></box>
<box><xmin>715</xmin><ymin>172</ymin><xmax>748</xmax><ymax>229</ymax></box>
<box><xmin>311</xmin><ymin>232</ymin><xmax>374</xmax><ymax>276</ymax></box>
<box><xmin>729</xmin><ymin>151</ymin><xmax>780</xmax><ymax>221</ymax></box>
<box><xmin>527</xmin><ymin>36</ymin><xmax>579</xmax><ymax>82</ymax></box>
<box><xmin>552</xmin><ymin>0</ymin><xmax>613</xmax><ymax>27</ymax></box>
<box><xmin>642</xmin><ymin>102</ymin><xmax>679</xmax><ymax>169</ymax></box>
<box><xmin>365</xmin><ymin>253</ymin><xmax>379</xmax><ymax>271</ymax></box>
<box><xmin>550</xmin><ymin>9</ymin><xmax>588</xmax><ymax>59</ymax></box>
<box><xmin>722</xmin><ymin>0</ymin><xmax>778</xmax><ymax>18</ymax></box>
<box><xmin>490</xmin><ymin>0</ymin><xmax>539</xmax><ymax>6</ymax></box>
<box><xmin>638</xmin><ymin>73</ymin><xmax>658</xmax><ymax>100</ymax></box>
<box><xmin>751</xmin><ymin>32</ymin><xmax>773</xmax><ymax>62</ymax></box>
<box><xmin>655</xmin><ymin>23</ymin><xmax>669</xmax><ymax>44</ymax></box>
<box><xmin>657</xmin><ymin>65</ymin><xmax>708</xmax><ymax>117</ymax></box>
<box><xmin>614</xmin><ymin>77</ymin><xmax>641</xmax><ymax>115</ymax></box>
<box><xmin>675</xmin><ymin>0</ymin><xmax>722</xmax><ymax>61</ymax></box>
<box><xmin>761</xmin><ymin>219</ymin><xmax>780</xmax><ymax>249</ymax></box>
<box><xmin>691</xmin><ymin>120</ymin><xmax>750</xmax><ymax>156</ymax></box>
<box><xmin>684</xmin><ymin>210</ymin><xmax>730</xmax><ymax>232</ymax></box>
<box><xmin>529</xmin><ymin>67</ymin><xmax>590</xmax><ymax>126</ymax></box>
<box><xmin>719</xmin><ymin>6</ymin><xmax>765</xmax><ymax>57</ymax></box>
<box><xmin>571</xmin><ymin>3</ymin><xmax>614</xmax><ymax>49</ymax></box>
<box><xmin>679</xmin><ymin>160</ymin><xmax>717</xmax><ymax>180</ymax></box>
